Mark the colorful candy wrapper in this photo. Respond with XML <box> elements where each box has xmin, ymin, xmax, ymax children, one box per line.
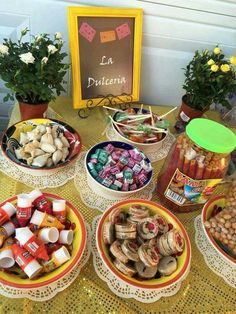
<box><xmin>0</xmin><ymin>237</ymin><xmax>15</xmax><ymax>268</ymax></box>
<box><xmin>52</xmin><ymin>199</ymin><xmax>67</xmax><ymax>224</ymax></box>
<box><xmin>29</xmin><ymin>190</ymin><xmax>52</xmax><ymax>214</ymax></box>
<box><xmin>30</xmin><ymin>210</ymin><xmax>65</xmax><ymax>230</ymax></box>
<box><xmin>42</xmin><ymin>246</ymin><xmax>70</xmax><ymax>273</ymax></box>
<box><xmin>0</xmin><ymin>202</ymin><xmax>16</xmax><ymax>226</ymax></box>
<box><xmin>12</xmin><ymin>244</ymin><xmax>42</xmax><ymax>279</ymax></box>
<box><xmin>0</xmin><ymin>221</ymin><xmax>15</xmax><ymax>247</ymax></box>
<box><xmin>15</xmin><ymin>227</ymin><xmax>49</xmax><ymax>261</ymax></box>
<box><xmin>17</xmin><ymin>194</ymin><xmax>32</xmax><ymax>227</ymax></box>
<box><xmin>45</xmin><ymin>242</ymin><xmax>63</xmax><ymax>255</ymax></box>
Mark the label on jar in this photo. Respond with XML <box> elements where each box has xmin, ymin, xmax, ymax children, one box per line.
<box><xmin>179</xmin><ymin>111</ymin><xmax>190</xmax><ymax>122</ymax></box>
<box><xmin>164</xmin><ymin>169</ymin><xmax>222</xmax><ymax>206</ymax></box>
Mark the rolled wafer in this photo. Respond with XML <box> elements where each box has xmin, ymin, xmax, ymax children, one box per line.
<box><xmin>135</xmin><ymin>261</ymin><xmax>157</xmax><ymax>279</ymax></box>
<box><xmin>138</xmin><ymin>244</ymin><xmax>159</xmax><ymax>267</ymax></box>
<box><xmin>110</xmin><ymin>240</ymin><xmax>129</xmax><ymax>263</ymax></box>
<box><xmin>116</xmin><ymin>231</ymin><xmax>136</xmax><ymax>240</ymax></box>
<box><xmin>157</xmin><ymin>256</ymin><xmax>177</xmax><ymax>276</ymax></box>
<box><xmin>103</xmin><ymin>221</ymin><xmax>115</xmax><ymax>245</ymax></box>
<box><xmin>121</xmin><ymin>240</ymin><xmax>140</xmax><ymax>262</ymax></box>
<box><xmin>113</xmin><ymin>259</ymin><xmax>136</xmax><ymax>277</ymax></box>
<box><xmin>137</xmin><ymin>218</ymin><xmax>159</xmax><ymax>240</ymax></box>
<box><xmin>115</xmin><ymin>223</ymin><xmax>136</xmax><ymax>233</ymax></box>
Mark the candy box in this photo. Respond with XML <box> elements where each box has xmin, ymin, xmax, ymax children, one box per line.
<box><xmin>96</xmin><ymin>199</ymin><xmax>191</xmax><ymax>290</ymax></box>
<box><xmin>1</xmin><ymin>118</ymin><xmax>81</xmax><ymax>176</ymax></box>
<box><xmin>85</xmin><ymin>141</ymin><xmax>153</xmax><ymax>200</ymax></box>
<box><xmin>0</xmin><ymin>193</ymin><xmax>86</xmax><ymax>292</ymax></box>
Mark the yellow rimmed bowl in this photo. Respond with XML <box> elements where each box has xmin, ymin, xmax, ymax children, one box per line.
<box><xmin>0</xmin><ymin>193</ymin><xmax>87</xmax><ymax>290</ymax></box>
<box><xmin>1</xmin><ymin>118</ymin><xmax>82</xmax><ymax>176</ymax></box>
<box><xmin>96</xmin><ymin>199</ymin><xmax>191</xmax><ymax>290</ymax></box>
<box><xmin>201</xmin><ymin>195</ymin><xmax>236</xmax><ymax>266</ymax></box>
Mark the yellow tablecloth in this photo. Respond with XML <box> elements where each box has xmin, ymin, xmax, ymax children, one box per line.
<box><xmin>0</xmin><ymin>97</ymin><xmax>235</xmax><ymax>314</ymax></box>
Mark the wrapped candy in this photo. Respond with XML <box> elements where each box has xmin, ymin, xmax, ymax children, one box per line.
<box><xmin>0</xmin><ymin>202</ymin><xmax>16</xmax><ymax>226</ymax></box>
<box><xmin>30</xmin><ymin>210</ymin><xmax>65</xmax><ymax>230</ymax></box>
<box><xmin>12</xmin><ymin>244</ymin><xmax>42</xmax><ymax>279</ymax></box>
<box><xmin>15</xmin><ymin>227</ymin><xmax>49</xmax><ymax>261</ymax></box>
<box><xmin>16</xmin><ymin>194</ymin><xmax>32</xmax><ymax>227</ymax></box>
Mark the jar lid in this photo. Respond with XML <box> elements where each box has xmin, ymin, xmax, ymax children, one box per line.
<box><xmin>186</xmin><ymin>118</ymin><xmax>236</xmax><ymax>153</ymax></box>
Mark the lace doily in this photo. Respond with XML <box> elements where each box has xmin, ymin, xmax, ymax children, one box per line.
<box><xmin>106</xmin><ymin>123</ymin><xmax>175</xmax><ymax>162</ymax></box>
<box><xmin>0</xmin><ymin>149</ymin><xmax>77</xmax><ymax>189</ymax></box>
<box><xmin>0</xmin><ymin>223</ymin><xmax>91</xmax><ymax>301</ymax></box>
<box><xmin>194</xmin><ymin>216</ymin><xmax>236</xmax><ymax>288</ymax></box>
<box><xmin>74</xmin><ymin>152</ymin><xmax>156</xmax><ymax>212</ymax></box>
<box><xmin>91</xmin><ymin>216</ymin><xmax>189</xmax><ymax>303</ymax></box>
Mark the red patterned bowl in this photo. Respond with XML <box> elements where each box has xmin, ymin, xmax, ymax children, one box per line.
<box><xmin>1</xmin><ymin>118</ymin><xmax>81</xmax><ymax>175</ymax></box>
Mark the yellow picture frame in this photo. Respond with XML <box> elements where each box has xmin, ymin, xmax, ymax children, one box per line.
<box><xmin>68</xmin><ymin>7</ymin><xmax>143</xmax><ymax>109</ymax></box>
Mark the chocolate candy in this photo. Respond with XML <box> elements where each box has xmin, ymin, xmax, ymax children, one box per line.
<box><xmin>88</xmin><ymin>144</ymin><xmax>152</xmax><ymax>192</ymax></box>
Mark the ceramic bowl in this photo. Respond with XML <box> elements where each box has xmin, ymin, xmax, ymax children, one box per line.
<box><xmin>202</xmin><ymin>195</ymin><xmax>236</xmax><ymax>266</ymax></box>
<box><xmin>111</xmin><ymin>108</ymin><xmax>168</xmax><ymax>154</ymax></box>
<box><xmin>85</xmin><ymin>141</ymin><xmax>153</xmax><ymax>200</ymax></box>
<box><xmin>0</xmin><ymin>192</ymin><xmax>87</xmax><ymax>289</ymax></box>
<box><xmin>1</xmin><ymin>118</ymin><xmax>81</xmax><ymax>176</ymax></box>
<box><xmin>96</xmin><ymin>199</ymin><xmax>191</xmax><ymax>289</ymax></box>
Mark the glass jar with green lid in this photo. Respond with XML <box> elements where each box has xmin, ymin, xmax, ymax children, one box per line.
<box><xmin>156</xmin><ymin>118</ymin><xmax>236</xmax><ymax>212</ymax></box>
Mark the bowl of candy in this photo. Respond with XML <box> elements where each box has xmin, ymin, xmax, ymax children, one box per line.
<box><xmin>0</xmin><ymin>191</ymin><xmax>87</xmax><ymax>291</ymax></box>
<box><xmin>85</xmin><ymin>141</ymin><xmax>153</xmax><ymax>200</ymax></box>
<box><xmin>1</xmin><ymin>118</ymin><xmax>81</xmax><ymax>175</ymax></box>
<box><xmin>202</xmin><ymin>195</ymin><xmax>236</xmax><ymax>266</ymax></box>
<box><xmin>109</xmin><ymin>107</ymin><xmax>171</xmax><ymax>154</ymax></box>
<box><xmin>96</xmin><ymin>199</ymin><xmax>191</xmax><ymax>289</ymax></box>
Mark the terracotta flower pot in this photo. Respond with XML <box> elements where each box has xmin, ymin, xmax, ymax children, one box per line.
<box><xmin>18</xmin><ymin>100</ymin><xmax>48</xmax><ymax>120</ymax></box>
<box><xmin>178</xmin><ymin>95</ymin><xmax>204</xmax><ymax>123</ymax></box>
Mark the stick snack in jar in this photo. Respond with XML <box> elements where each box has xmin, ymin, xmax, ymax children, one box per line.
<box><xmin>0</xmin><ymin>191</ymin><xmax>78</xmax><ymax>280</ymax></box>
<box><xmin>97</xmin><ymin>200</ymin><xmax>190</xmax><ymax>288</ymax></box>
<box><xmin>157</xmin><ymin>119</ymin><xmax>236</xmax><ymax>212</ymax></box>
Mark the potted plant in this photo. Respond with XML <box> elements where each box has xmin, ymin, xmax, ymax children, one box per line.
<box><xmin>179</xmin><ymin>46</ymin><xmax>236</xmax><ymax>123</ymax></box>
<box><xmin>0</xmin><ymin>28</ymin><xmax>69</xmax><ymax>120</ymax></box>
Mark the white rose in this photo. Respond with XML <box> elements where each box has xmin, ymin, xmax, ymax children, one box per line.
<box><xmin>48</xmin><ymin>44</ymin><xmax>58</xmax><ymax>54</ymax></box>
<box><xmin>19</xmin><ymin>52</ymin><xmax>35</xmax><ymax>64</ymax></box>
<box><xmin>0</xmin><ymin>44</ymin><xmax>9</xmax><ymax>55</ymax></box>
<box><xmin>55</xmin><ymin>32</ymin><xmax>62</xmax><ymax>39</ymax></box>
<box><xmin>35</xmin><ymin>35</ymin><xmax>43</xmax><ymax>42</ymax></box>
<box><xmin>41</xmin><ymin>57</ymin><xmax>48</xmax><ymax>64</ymax></box>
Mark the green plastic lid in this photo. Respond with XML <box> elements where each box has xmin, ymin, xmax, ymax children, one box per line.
<box><xmin>186</xmin><ymin>118</ymin><xmax>236</xmax><ymax>154</ymax></box>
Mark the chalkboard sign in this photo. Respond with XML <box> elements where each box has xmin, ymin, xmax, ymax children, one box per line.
<box><xmin>68</xmin><ymin>7</ymin><xmax>143</xmax><ymax>109</ymax></box>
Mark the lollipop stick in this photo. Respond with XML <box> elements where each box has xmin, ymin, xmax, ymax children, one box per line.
<box><xmin>124</xmin><ymin>130</ymin><xmax>145</xmax><ymax>134</ymax></box>
<box><xmin>103</xmin><ymin>105</ymin><xmax>123</xmax><ymax>113</ymax></box>
<box><xmin>149</xmin><ymin>106</ymin><xmax>155</xmax><ymax>126</ymax></box>
<box><xmin>126</xmin><ymin>115</ymin><xmax>151</xmax><ymax>123</ymax></box>
<box><xmin>158</xmin><ymin>107</ymin><xmax>177</xmax><ymax>120</ymax></box>
<box><xmin>138</xmin><ymin>104</ymin><xmax>144</xmax><ymax>114</ymax></box>
<box><xmin>109</xmin><ymin>116</ymin><xmax>136</xmax><ymax>129</ymax></box>
<box><xmin>145</xmin><ymin>137</ymin><xmax>157</xmax><ymax>142</ymax></box>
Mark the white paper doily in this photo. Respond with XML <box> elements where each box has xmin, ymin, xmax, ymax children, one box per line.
<box><xmin>0</xmin><ymin>223</ymin><xmax>91</xmax><ymax>301</ymax></box>
<box><xmin>74</xmin><ymin>152</ymin><xmax>156</xmax><ymax>212</ymax></box>
<box><xmin>91</xmin><ymin>215</ymin><xmax>189</xmax><ymax>303</ymax></box>
<box><xmin>194</xmin><ymin>215</ymin><xmax>236</xmax><ymax>288</ymax></box>
<box><xmin>106</xmin><ymin>123</ymin><xmax>176</xmax><ymax>162</ymax></box>
<box><xmin>0</xmin><ymin>149</ymin><xmax>77</xmax><ymax>189</ymax></box>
